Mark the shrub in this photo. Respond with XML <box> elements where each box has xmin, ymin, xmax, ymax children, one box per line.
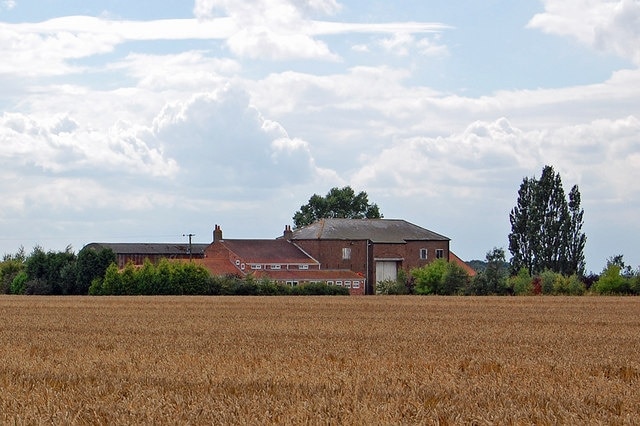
<box><xmin>412</xmin><ymin>259</ymin><xmax>469</xmax><ymax>295</ymax></box>
<box><xmin>539</xmin><ymin>270</ymin><xmax>556</xmax><ymax>295</ymax></box>
<box><xmin>376</xmin><ymin>279</ymin><xmax>408</xmax><ymax>295</ymax></box>
<box><xmin>552</xmin><ymin>274</ymin><xmax>585</xmax><ymax>295</ymax></box>
<box><xmin>593</xmin><ymin>264</ymin><xmax>629</xmax><ymax>294</ymax></box>
<box><xmin>10</xmin><ymin>271</ymin><xmax>28</xmax><ymax>295</ymax></box>
<box><xmin>511</xmin><ymin>268</ymin><xmax>533</xmax><ymax>295</ymax></box>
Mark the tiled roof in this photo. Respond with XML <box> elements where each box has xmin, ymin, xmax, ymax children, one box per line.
<box><xmin>449</xmin><ymin>251</ymin><xmax>477</xmax><ymax>277</ymax></box>
<box><xmin>84</xmin><ymin>242</ymin><xmax>208</xmax><ymax>256</ymax></box>
<box><xmin>290</xmin><ymin>218</ymin><xmax>449</xmax><ymax>243</ymax></box>
<box><xmin>194</xmin><ymin>257</ymin><xmax>241</xmax><ymax>276</ymax></box>
<box><xmin>221</xmin><ymin>239</ymin><xmax>319</xmax><ymax>264</ymax></box>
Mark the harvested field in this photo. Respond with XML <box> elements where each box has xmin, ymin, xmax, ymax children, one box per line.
<box><xmin>0</xmin><ymin>295</ymin><xmax>639</xmax><ymax>424</ymax></box>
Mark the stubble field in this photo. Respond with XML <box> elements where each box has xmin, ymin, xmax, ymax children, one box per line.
<box><xmin>0</xmin><ymin>295</ymin><xmax>639</xmax><ymax>424</ymax></box>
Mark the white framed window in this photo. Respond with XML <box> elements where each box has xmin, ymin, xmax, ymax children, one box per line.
<box><xmin>436</xmin><ymin>249</ymin><xmax>444</xmax><ymax>259</ymax></box>
<box><xmin>336</xmin><ymin>281</ymin><xmax>343</xmax><ymax>286</ymax></box>
<box><xmin>299</xmin><ymin>264</ymin><xmax>309</xmax><ymax>270</ymax></box>
<box><xmin>250</xmin><ymin>264</ymin><xmax>262</xmax><ymax>270</ymax></box>
<box><xmin>270</xmin><ymin>264</ymin><xmax>281</xmax><ymax>270</ymax></box>
<box><xmin>345</xmin><ymin>280</ymin><xmax>352</xmax><ymax>288</ymax></box>
<box><xmin>353</xmin><ymin>280</ymin><xmax>360</xmax><ymax>289</ymax></box>
<box><xmin>327</xmin><ymin>281</ymin><xmax>334</xmax><ymax>285</ymax></box>
<box><xmin>420</xmin><ymin>248</ymin><xmax>428</xmax><ymax>260</ymax></box>
<box><xmin>342</xmin><ymin>247</ymin><xmax>351</xmax><ymax>260</ymax></box>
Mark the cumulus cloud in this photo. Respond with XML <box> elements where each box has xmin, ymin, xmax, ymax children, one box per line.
<box><xmin>152</xmin><ymin>85</ymin><xmax>328</xmax><ymax>187</ymax></box>
<box><xmin>352</xmin><ymin>116</ymin><xmax>640</xmax><ymax>203</ymax></box>
<box><xmin>0</xmin><ymin>112</ymin><xmax>177</xmax><ymax>177</ymax></box>
<box><xmin>529</xmin><ymin>0</ymin><xmax>640</xmax><ymax>64</ymax></box>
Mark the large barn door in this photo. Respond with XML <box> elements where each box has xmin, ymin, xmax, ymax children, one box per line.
<box><xmin>376</xmin><ymin>261</ymin><xmax>397</xmax><ymax>283</ymax></box>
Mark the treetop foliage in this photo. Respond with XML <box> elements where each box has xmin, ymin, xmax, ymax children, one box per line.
<box><xmin>293</xmin><ymin>186</ymin><xmax>382</xmax><ymax>228</ymax></box>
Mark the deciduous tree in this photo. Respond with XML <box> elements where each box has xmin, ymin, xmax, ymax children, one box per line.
<box><xmin>293</xmin><ymin>186</ymin><xmax>382</xmax><ymax>228</ymax></box>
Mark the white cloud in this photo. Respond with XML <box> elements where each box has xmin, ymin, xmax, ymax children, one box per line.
<box><xmin>352</xmin><ymin>116</ymin><xmax>640</xmax><ymax>204</ymax></box>
<box><xmin>0</xmin><ymin>112</ymin><xmax>177</xmax><ymax>177</ymax></box>
<box><xmin>529</xmin><ymin>0</ymin><xmax>640</xmax><ymax>64</ymax></box>
<box><xmin>152</xmin><ymin>85</ymin><xmax>329</xmax><ymax>187</ymax></box>
<box><xmin>2</xmin><ymin>0</ymin><xmax>15</xmax><ymax>10</ymax></box>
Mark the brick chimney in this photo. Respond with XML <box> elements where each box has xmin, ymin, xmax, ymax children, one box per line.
<box><xmin>213</xmin><ymin>224</ymin><xmax>223</xmax><ymax>242</ymax></box>
<box><xmin>283</xmin><ymin>225</ymin><xmax>293</xmax><ymax>240</ymax></box>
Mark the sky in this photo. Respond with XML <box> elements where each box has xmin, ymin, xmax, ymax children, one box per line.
<box><xmin>1</xmin><ymin>0</ymin><xmax>639</xmax><ymax>273</ymax></box>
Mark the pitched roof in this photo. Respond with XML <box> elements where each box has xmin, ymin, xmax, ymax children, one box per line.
<box><xmin>84</xmin><ymin>242</ymin><xmax>208</xmax><ymax>256</ymax></box>
<box><xmin>450</xmin><ymin>251</ymin><xmax>477</xmax><ymax>277</ymax></box>
<box><xmin>221</xmin><ymin>239</ymin><xmax>319</xmax><ymax>264</ymax></box>
<box><xmin>290</xmin><ymin>218</ymin><xmax>449</xmax><ymax>243</ymax></box>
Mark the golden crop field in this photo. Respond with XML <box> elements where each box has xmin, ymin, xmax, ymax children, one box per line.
<box><xmin>0</xmin><ymin>296</ymin><xmax>639</xmax><ymax>425</ymax></box>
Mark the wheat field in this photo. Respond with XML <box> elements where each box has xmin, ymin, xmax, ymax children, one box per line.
<box><xmin>0</xmin><ymin>295</ymin><xmax>638</xmax><ymax>424</ymax></box>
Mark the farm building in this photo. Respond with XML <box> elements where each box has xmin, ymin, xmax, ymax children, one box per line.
<box><xmin>83</xmin><ymin>242</ymin><xmax>208</xmax><ymax>268</ymax></box>
<box><xmin>286</xmin><ymin>218</ymin><xmax>457</xmax><ymax>295</ymax></box>
<box><xmin>84</xmin><ymin>218</ymin><xmax>470</xmax><ymax>295</ymax></box>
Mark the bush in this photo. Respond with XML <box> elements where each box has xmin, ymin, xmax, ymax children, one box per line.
<box><xmin>376</xmin><ymin>279</ymin><xmax>408</xmax><ymax>295</ymax></box>
<box><xmin>10</xmin><ymin>271</ymin><xmax>28</xmax><ymax>295</ymax></box>
<box><xmin>511</xmin><ymin>268</ymin><xmax>533</xmax><ymax>295</ymax></box>
<box><xmin>539</xmin><ymin>269</ymin><xmax>556</xmax><ymax>295</ymax></box>
<box><xmin>291</xmin><ymin>282</ymin><xmax>349</xmax><ymax>295</ymax></box>
<box><xmin>552</xmin><ymin>274</ymin><xmax>585</xmax><ymax>295</ymax></box>
<box><xmin>593</xmin><ymin>264</ymin><xmax>630</xmax><ymax>294</ymax></box>
<box><xmin>412</xmin><ymin>259</ymin><xmax>470</xmax><ymax>295</ymax></box>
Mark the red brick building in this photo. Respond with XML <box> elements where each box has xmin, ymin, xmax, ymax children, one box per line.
<box><xmin>196</xmin><ymin>225</ymin><xmax>366</xmax><ymax>295</ymax></box>
<box><xmin>286</xmin><ymin>218</ymin><xmax>451</xmax><ymax>295</ymax></box>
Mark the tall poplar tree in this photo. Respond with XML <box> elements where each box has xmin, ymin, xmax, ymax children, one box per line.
<box><xmin>508</xmin><ymin>166</ymin><xmax>586</xmax><ymax>276</ymax></box>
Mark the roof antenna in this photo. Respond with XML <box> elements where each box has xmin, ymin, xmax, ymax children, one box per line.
<box><xmin>183</xmin><ymin>233</ymin><xmax>195</xmax><ymax>261</ymax></box>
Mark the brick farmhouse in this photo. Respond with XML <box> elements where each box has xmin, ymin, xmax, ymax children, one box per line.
<box><xmin>85</xmin><ymin>218</ymin><xmax>473</xmax><ymax>295</ymax></box>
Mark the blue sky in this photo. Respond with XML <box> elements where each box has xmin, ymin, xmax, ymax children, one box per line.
<box><xmin>1</xmin><ymin>0</ymin><xmax>639</xmax><ymax>273</ymax></box>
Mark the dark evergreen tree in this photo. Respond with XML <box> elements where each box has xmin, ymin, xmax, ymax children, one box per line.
<box><xmin>508</xmin><ymin>165</ymin><xmax>586</xmax><ymax>276</ymax></box>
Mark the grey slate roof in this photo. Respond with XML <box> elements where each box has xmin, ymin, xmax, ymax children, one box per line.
<box><xmin>84</xmin><ymin>242</ymin><xmax>209</xmax><ymax>256</ymax></box>
<box><xmin>290</xmin><ymin>218</ymin><xmax>449</xmax><ymax>243</ymax></box>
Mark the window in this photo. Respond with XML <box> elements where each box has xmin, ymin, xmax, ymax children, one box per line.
<box><xmin>436</xmin><ymin>249</ymin><xmax>444</xmax><ymax>259</ymax></box>
<box><xmin>345</xmin><ymin>280</ymin><xmax>352</xmax><ymax>288</ymax></box>
<box><xmin>420</xmin><ymin>248</ymin><xmax>428</xmax><ymax>260</ymax></box>
<box><xmin>286</xmin><ymin>281</ymin><xmax>299</xmax><ymax>287</ymax></box>
<box><xmin>270</xmin><ymin>264</ymin><xmax>281</xmax><ymax>270</ymax></box>
<box><xmin>299</xmin><ymin>264</ymin><xmax>309</xmax><ymax>270</ymax></box>
<box><xmin>342</xmin><ymin>247</ymin><xmax>351</xmax><ymax>260</ymax></box>
<box><xmin>250</xmin><ymin>264</ymin><xmax>262</xmax><ymax>270</ymax></box>
<box><xmin>327</xmin><ymin>281</ymin><xmax>334</xmax><ymax>285</ymax></box>
<box><xmin>353</xmin><ymin>280</ymin><xmax>360</xmax><ymax>289</ymax></box>
<box><xmin>336</xmin><ymin>281</ymin><xmax>343</xmax><ymax>286</ymax></box>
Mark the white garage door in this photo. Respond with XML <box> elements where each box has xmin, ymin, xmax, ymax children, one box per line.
<box><xmin>376</xmin><ymin>261</ymin><xmax>397</xmax><ymax>283</ymax></box>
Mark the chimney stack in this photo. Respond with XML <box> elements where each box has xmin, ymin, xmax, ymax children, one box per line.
<box><xmin>283</xmin><ymin>225</ymin><xmax>293</xmax><ymax>240</ymax></box>
<box><xmin>213</xmin><ymin>224</ymin><xmax>223</xmax><ymax>242</ymax></box>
